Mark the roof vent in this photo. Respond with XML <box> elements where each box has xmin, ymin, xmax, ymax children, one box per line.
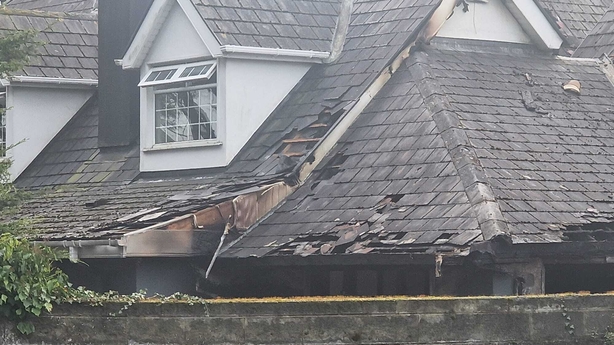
<box><xmin>563</xmin><ymin>80</ymin><xmax>581</xmax><ymax>94</ymax></box>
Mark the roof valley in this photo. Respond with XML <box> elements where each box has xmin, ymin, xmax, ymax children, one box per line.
<box><xmin>409</xmin><ymin>49</ymin><xmax>511</xmax><ymax>242</ymax></box>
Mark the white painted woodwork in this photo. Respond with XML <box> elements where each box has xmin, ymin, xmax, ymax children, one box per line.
<box><xmin>437</xmin><ymin>0</ymin><xmax>532</xmax><ymax>44</ymax></box>
<box><xmin>144</xmin><ymin>1</ymin><xmax>212</xmax><ymax>66</ymax></box>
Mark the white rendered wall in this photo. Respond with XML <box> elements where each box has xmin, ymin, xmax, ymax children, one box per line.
<box><xmin>437</xmin><ymin>0</ymin><xmax>532</xmax><ymax>44</ymax></box>
<box><xmin>145</xmin><ymin>2</ymin><xmax>211</xmax><ymax>66</ymax></box>
<box><xmin>223</xmin><ymin>58</ymin><xmax>311</xmax><ymax>163</ymax></box>
<box><xmin>140</xmin><ymin>58</ymin><xmax>311</xmax><ymax>172</ymax></box>
<box><xmin>6</xmin><ymin>85</ymin><xmax>94</xmax><ymax>179</ymax></box>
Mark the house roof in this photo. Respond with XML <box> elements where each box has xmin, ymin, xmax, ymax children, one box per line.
<box><xmin>4</xmin><ymin>0</ymin><xmax>98</xmax><ymax>14</ymax></box>
<box><xmin>0</xmin><ymin>8</ymin><xmax>97</xmax><ymax>79</ymax></box>
<box><xmin>192</xmin><ymin>0</ymin><xmax>341</xmax><ymax>52</ymax></box>
<box><xmin>536</xmin><ymin>0</ymin><xmax>613</xmax><ymax>48</ymax></box>
<box><xmin>13</xmin><ymin>0</ymin><xmax>614</xmax><ymax>262</ymax></box>
<box><xmin>224</xmin><ymin>38</ymin><xmax>614</xmax><ymax>258</ymax></box>
<box><xmin>574</xmin><ymin>2</ymin><xmax>614</xmax><ymax>58</ymax></box>
<box><xmin>15</xmin><ymin>0</ymin><xmax>440</xmax><ymax>241</ymax></box>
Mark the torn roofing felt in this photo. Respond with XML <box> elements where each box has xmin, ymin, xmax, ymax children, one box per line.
<box><xmin>536</xmin><ymin>0</ymin><xmax>613</xmax><ymax>49</ymax></box>
<box><xmin>0</xmin><ymin>8</ymin><xmax>98</xmax><ymax>79</ymax></box>
<box><xmin>4</xmin><ymin>0</ymin><xmax>98</xmax><ymax>14</ymax></box>
<box><xmin>574</xmin><ymin>2</ymin><xmax>614</xmax><ymax>58</ymax></box>
<box><xmin>192</xmin><ymin>0</ymin><xmax>342</xmax><ymax>52</ymax></box>
<box><xmin>223</xmin><ymin>38</ymin><xmax>614</xmax><ymax>259</ymax></box>
<box><xmin>12</xmin><ymin>0</ymin><xmax>441</xmax><ymax>241</ymax></box>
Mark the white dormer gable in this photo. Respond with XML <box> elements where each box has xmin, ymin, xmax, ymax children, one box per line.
<box><xmin>121</xmin><ymin>0</ymin><xmax>316</xmax><ymax>172</ymax></box>
<box><xmin>437</xmin><ymin>0</ymin><xmax>532</xmax><ymax>44</ymax></box>
<box><xmin>145</xmin><ymin>1</ymin><xmax>212</xmax><ymax>65</ymax></box>
<box><xmin>435</xmin><ymin>0</ymin><xmax>563</xmax><ymax>50</ymax></box>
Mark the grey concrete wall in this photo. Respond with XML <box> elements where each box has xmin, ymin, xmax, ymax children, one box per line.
<box><xmin>5</xmin><ymin>294</ymin><xmax>614</xmax><ymax>344</ymax></box>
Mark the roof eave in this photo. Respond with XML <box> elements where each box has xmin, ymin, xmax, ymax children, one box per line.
<box><xmin>220</xmin><ymin>45</ymin><xmax>330</xmax><ymax>63</ymax></box>
<box><xmin>7</xmin><ymin>76</ymin><xmax>98</xmax><ymax>88</ymax></box>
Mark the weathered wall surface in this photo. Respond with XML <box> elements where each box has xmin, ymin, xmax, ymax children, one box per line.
<box><xmin>4</xmin><ymin>294</ymin><xmax>614</xmax><ymax>344</ymax></box>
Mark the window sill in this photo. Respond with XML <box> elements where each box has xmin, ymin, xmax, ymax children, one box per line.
<box><xmin>143</xmin><ymin>140</ymin><xmax>222</xmax><ymax>152</ymax></box>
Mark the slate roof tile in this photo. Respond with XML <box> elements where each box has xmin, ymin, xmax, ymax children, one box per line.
<box><xmin>191</xmin><ymin>0</ymin><xmax>341</xmax><ymax>51</ymax></box>
<box><xmin>0</xmin><ymin>8</ymin><xmax>97</xmax><ymax>79</ymax></box>
<box><xmin>6</xmin><ymin>0</ymin><xmax>98</xmax><ymax>13</ymax></box>
<box><xmin>574</xmin><ymin>2</ymin><xmax>614</xmax><ymax>57</ymax></box>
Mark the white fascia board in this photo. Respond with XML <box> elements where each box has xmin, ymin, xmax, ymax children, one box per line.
<box><xmin>177</xmin><ymin>0</ymin><xmax>222</xmax><ymax>57</ymax></box>
<box><xmin>7</xmin><ymin>76</ymin><xmax>98</xmax><ymax>88</ymax></box>
<box><xmin>121</xmin><ymin>0</ymin><xmax>175</xmax><ymax>69</ymax></box>
<box><xmin>505</xmin><ymin>0</ymin><xmax>563</xmax><ymax>50</ymax></box>
<box><xmin>220</xmin><ymin>45</ymin><xmax>330</xmax><ymax>63</ymax></box>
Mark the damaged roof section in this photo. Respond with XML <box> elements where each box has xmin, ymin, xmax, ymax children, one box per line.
<box><xmin>15</xmin><ymin>0</ymin><xmax>441</xmax><ymax>247</ymax></box>
<box><xmin>192</xmin><ymin>0</ymin><xmax>342</xmax><ymax>52</ymax></box>
<box><xmin>227</xmin><ymin>0</ymin><xmax>440</xmax><ymax>177</ymax></box>
<box><xmin>224</xmin><ymin>51</ymin><xmax>484</xmax><ymax>259</ymax></box>
<box><xmin>0</xmin><ymin>8</ymin><xmax>98</xmax><ymax>79</ymax></box>
<box><xmin>225</xmin><ymin>38</ymin><xmax>614</xmax><ymax>258</ymax></box>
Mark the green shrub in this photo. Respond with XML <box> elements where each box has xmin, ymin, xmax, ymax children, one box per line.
<box><xmin>0</xmin><ymin>233</ymin><xmax>71</xmax><ymax>334</ymax></box>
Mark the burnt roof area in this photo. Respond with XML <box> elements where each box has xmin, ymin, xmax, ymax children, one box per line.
<box><xmin>225</xmin><ymin>38</ymin><xmax>614</xmax><ymax>259</ymax></box>
<box><xmin>7</xmin><ymin>0</ymin><xmax>614</xmax><ymax>270</ymax></box>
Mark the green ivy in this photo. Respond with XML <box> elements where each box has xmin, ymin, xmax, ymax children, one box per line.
<box><xmin>0</xmin><ymin>233</ymin><xmax>72</xmax><ymax>334</ymax></box>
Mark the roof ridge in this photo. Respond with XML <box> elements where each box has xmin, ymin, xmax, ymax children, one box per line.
<box><xmin>409</xmin><ymin>49</ymin><xmax>511</xmax><ymax>243</ymax></box>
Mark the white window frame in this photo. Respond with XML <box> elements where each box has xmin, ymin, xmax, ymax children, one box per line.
<box><xmin>138</xmin><ymin>60</ymin><xmax>217</xmax><ymax>87</ymax></box>
<box><xmin>140</xmin><ymin>60</ymin><xmax>220</xmax><ymax>150</ymax></box>
<box><xmin>152</xmin><ymin>82</ymin><xmax>218</xmax><ymax>146</ymax></box>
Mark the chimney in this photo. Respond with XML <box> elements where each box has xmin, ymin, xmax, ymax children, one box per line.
<box><xmin>98</xmin><ymin>0</ymin><xmax>153</xmax><ymax>148</ymax></box>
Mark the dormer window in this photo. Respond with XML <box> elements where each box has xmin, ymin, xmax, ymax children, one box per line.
<box><xmin>153</xmin><ymin>78</ymin><xmax>217</xmax><ymax>144</ymax></box>
<box><xmin>139</xmin><ymin>60</ymin><xmax>218</xmax><ymax>146</ymax></box>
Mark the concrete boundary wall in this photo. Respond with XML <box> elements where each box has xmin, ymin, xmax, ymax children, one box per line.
<box><xmin>4</xmin><ymin>295</ymin><xmax>614</xmax><ymax>344</ymax></box>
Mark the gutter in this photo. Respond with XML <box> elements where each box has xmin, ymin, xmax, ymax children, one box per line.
<box><xmin>8</xmin><ymin>76</ymin><xmax>98</xmax><ymax>88</ymax></box>
<box><xmin>219</xmin><ymin>45</ymin><xmax>330</xmax><ymax>63</ymax></box>
<box><xmin>32</xmin><ymin>239</ymin><xmax>121</xmax><ymax>247</ymax></box>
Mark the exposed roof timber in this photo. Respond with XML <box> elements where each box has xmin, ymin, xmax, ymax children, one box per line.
<box><xmin>219</xmin><ymin>45</ymin><xmax>330</xmax><ymax>63</ymax></box>
<box><xmin>296</xmin><ymin>44</ymin><xmax>413</xmax><ymax>183</ymax></box>
<box><xmin>504</xmin><ymin>0</ymin><xmax>563</xmax><ymax>50</ymax></box>
<box><xmin>60</xmin><ymin>182</ymin><xmax>295</xmax><ymax>258</ymax></box>
<box><xmin>7</xmin><ymin>76</ymin><xmax>98</xmax><ymax>88</ymax></box>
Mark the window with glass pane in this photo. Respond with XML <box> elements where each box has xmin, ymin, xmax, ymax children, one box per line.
<box><xmin>154</xmin><ymin>86</ymin><xmax>217</xmax><ymax>144</ymax></box>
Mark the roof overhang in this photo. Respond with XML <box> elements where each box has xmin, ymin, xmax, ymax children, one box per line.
<box><xmin>504</xmin><ymin>0</ymin><xmax>564</xmax><ymax>50</ymax></box>
<box><xmin>219</xmin><ymin>45</ymin><xmax>330</xmax><ymax>63</ymax></box>
<box><xmin>34</xmin><ymin>181</ymin><xmax>295</xmax><ymax>259</ymax></box>
<box><xmin>6</xmin><ymin>76</ymin><xmax>98</xmax><ymax>88</ymax></box>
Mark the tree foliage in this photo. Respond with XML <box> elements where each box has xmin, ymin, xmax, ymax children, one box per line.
<box><xmin>0</xmin><ymin>22</ymin><xmax>65</xmax><ymax>335</ymax></box>
<box><xmin>0</xmin><ymin>29</ymin><xmax>39</xmax><ymax>78</ymax></box>
<box><xmin>0</xmin><ymin>234</ymin><xmax>72</xmax><ymax>334</ymax></box>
